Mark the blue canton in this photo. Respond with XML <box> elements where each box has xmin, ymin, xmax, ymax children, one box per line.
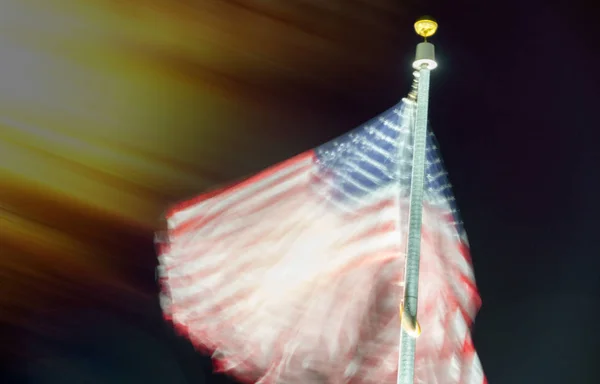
<box><xmin>315</xmin><ymin>99</ymin><xmax>464</xmax><ymax>236</ymax></box>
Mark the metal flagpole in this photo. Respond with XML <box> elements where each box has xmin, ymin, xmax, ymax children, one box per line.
<box><xmin>397</xmin><ymin>17</ymin><xmax>439</xmax><ymax>384</ymax></box>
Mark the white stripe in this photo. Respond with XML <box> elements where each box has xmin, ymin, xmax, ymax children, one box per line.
<box><xmin>166</xmin><ymin>217</ymin><xmax>401</xmax><ymax>305</ymax></box>
<box><xmin>168</xmin><ymin>187</ymin><xmax>331</xmax><ymax>260</ymax></box>
<box><xmin>169</xmin><ymin>156</ymin><xmax>313</xmax><ymax>229</ymax></box>
<box><xmin>175</xmin><ymin>171</ymin><xmax>311</xmax><ymax>242</ymax></box>
<box><xmin>166</xmin><ymin>211</ymin><xmax>401</xmax><ymax>302</ymax></box>
<box><xmin>467</xmin><ymin>355</ymin><xmax>486</xmax><ymax>384</ymax></box>
<box><xmin>165</xmin><ymin>195</ymin><xmax>399</xmax><ymax>277</ymax></box>
<box><xmin>167</xmin><ymin>201</ymin><xmax>330</xmax><ymax>277</ymax></box>
<box><xmin>167</xmin><ymin>228</ymin><xmax>400</xmax><ymax>305</ymax></box>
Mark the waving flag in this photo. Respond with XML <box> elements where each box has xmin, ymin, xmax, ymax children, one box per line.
<box><xmin>157</xmin><ymin>97</ymin><xmax>485</xmax><ymax>384</ymax></box>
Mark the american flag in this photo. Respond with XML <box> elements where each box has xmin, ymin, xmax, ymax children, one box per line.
<box><xmin>157</xmin><ymin>98</ymin><xmax>486</xmax><ymax>384</ymax></box>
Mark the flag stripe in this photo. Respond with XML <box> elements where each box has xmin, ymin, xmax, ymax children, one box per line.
<box><xmin>168</xmin><ymin>153</ymin><xmax>314</xmax><ymax>229</ymax></box>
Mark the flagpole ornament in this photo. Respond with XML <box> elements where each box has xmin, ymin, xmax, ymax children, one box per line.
<box><xmin>397</xmin><ymin>16</ymin><xmax>438</xmax><ymax>384</ymax></box>
<box><xmin>413</xmin><ymin>16</ymin><xmax>438</xmax><ymax>70</ymax></box>
<box><xmin>414</xmin><ymin>16</ymin><xmax>438</xmax><ymax>39</ymax></box>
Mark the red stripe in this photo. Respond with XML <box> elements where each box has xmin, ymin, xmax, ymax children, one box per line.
<box><xmin>166</xmin><ymin>244</ymin><xmax>402</xmax><ymax>317</ymax></box>
<box><xmin>171</xmin><ymin>163</ymin><xmax>312</xmax><ymax>237</ymax></box>
<box><xmin>166</xmin><ymin>205</ymin><xmax>400</xmax><ymax>281</ymax></box>
<box><xmin>167</xmin><ymin>196</ymin><xmax>399</xmax><ymax>274</ymax></box>
<box><xmin>166</xmin><ymin>151</ymin><xmax>315</xmax><ymax>220</ymax></box>
<box><xmin>166</xmin><ymin>201</ymin><xmax>324</xmax><ymax>272</ymax></box>
<box><xmin>341</xmin><ymin>197</ymin><xmax>397</xmax><ymax>219</ymax></box>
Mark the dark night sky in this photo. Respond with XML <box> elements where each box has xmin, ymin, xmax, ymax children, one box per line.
<box><xmin>435</xmin><ymin>1</ymin><xmax>600</xmax><ymax>382</ymax></box>
<box><xmin>4</xmin><ymin>1</ymin><xmax>600</xmax><ymax>383</ymax></box>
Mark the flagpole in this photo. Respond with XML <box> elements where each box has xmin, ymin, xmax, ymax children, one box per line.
<box><xmin>397</xmin><ymin>17</ymin><xmax>438</xmax><ymax>384</ymax></box>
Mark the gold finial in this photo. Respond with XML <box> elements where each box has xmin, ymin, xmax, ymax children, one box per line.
<box><xmin>414</xmin><ymin>16</ymin><xmax>438</xmax><ymax>40</ymax></box>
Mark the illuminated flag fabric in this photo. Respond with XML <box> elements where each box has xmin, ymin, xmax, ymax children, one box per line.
<box><xmin>157</xmin><ymin>98</ymin><xmax>486</xmax><ymax>384</ymax></box>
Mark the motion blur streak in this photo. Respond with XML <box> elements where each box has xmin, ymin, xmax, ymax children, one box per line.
<box><xmin>0</xmin><ymin>0</ymin><xmax>420</xmax><ymax>369</ymax></box>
